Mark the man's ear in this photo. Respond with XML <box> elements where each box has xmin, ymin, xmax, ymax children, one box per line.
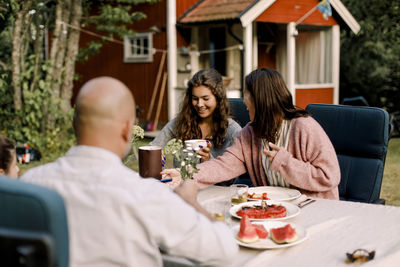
<box><xmin>121</xmin><ymin>120</ymin><xmax>132</xmax><ymax>143</ymax></box>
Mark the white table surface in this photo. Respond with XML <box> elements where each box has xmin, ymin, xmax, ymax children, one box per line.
<box><xmin>163</xmin><ymin>186</ymin><xmax>400</xmax><ymax>267</ymax></box>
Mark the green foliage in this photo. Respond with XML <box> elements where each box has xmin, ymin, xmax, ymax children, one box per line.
<box><xmin>340</xmin><ymin>0</ymin><xmax>400</xmax><ymax>112</ymax></box>
<box><xmin>163</xmin><ymin>139</ymin><xmax>200</xmax><ymax>180</ymax></box>
<box><xmin>0</xmin><ymin>59</ymin><xmax>75</xmax><ymax>159</ymax></box>
<box><xmin>163</xmin><ymin>138</ymin><xmax>184</xmax><ymax>156</ymax></box>
<box><xmin>177</xmin><ymin>147</ymin><xmax>200</xmax><ymax>180</ymax></box>
<box><xmin>0</xmin><ymin>0</ymin><xmax>158</xmax><ymax>159</ymax></box>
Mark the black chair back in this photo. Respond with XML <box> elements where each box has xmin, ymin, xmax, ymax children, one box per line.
<box><xmin>0</xmin><ymin>176</ymin><xmax>69</xmax><ymax>267</ymax></box>
<box><xmin>306</xmin><ymin>104</ymin><xmax>389</xmax><ymax>204</ymax></box>
<box><xmin>228</xmin><ymin>98</ymin><xmax>250</xmax><ymax>127</ymax></box>
<box><xmin>0</xmin><ymin>227</ymin><xmax>54</xmax><ymax>267</ymax></box>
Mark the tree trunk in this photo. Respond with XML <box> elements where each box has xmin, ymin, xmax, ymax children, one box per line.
<box><xmin>42</xmin><ymin>0</ymin><xmax>71</xmax><ymax>133</ymax></box>
<box><xmin>52</xmin><ymin>0</ymin><xmax>70</xmax><ymax>99</ymax></box>
<box><xmin>11</xmin><ymin>0</ymin><xmax>33</xmax><ymax>110</ymax></box>
<box><xmin>29</xmin><ymin>27</ymin><xmax>44</xmax><ymax>93</ymax></box>
<box><xmin>29</xmin><ymin>11</ymin><xmax>45</xmax><ymax>93</ymax></box>
<box><xmin>61</xmin><ymin>0</ymin><xmax>82</xmax><ymax>112</ymax></box>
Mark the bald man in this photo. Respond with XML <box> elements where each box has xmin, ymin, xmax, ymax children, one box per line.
<box><xmin>21</xmin><ymin>77</ymin><xmax>238</xmax><ymax>267</ymax></box>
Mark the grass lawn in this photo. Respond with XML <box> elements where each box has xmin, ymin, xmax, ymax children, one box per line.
<box><xmin>19</xmin><ymin>137</ymin><xmax>400</xmax><ymax>206</ymax></box>
<box><xmin>381</xmin><ymin>137</ymin><xmax>400</xmax><ymax>206</ymax></box>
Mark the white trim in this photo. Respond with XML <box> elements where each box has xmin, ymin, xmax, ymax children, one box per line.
<box><xmin>240</xmin><ymin>0</ymin><xmax>276</xmax><ymax>27</ymax></box>
<box><xmin>330</xmin><ymin>0</ymin><xmax>360</xmax><ymax>34</ymax></box>
<box><xmin>244</xmin><ymin>23</ymin><xmax>253</xmax><ymax>76</ymax></box>
<box><xmin>252</xmin><ymin>22</ymin><xmax>258</xmax><ymax>70</ymax></box>
<box><xmin>295</xmin><ymin>83</ymin><xmax>335</xmax><ymax>89</ymax></box>
<box><xmin>332</xmin><ymin>25</ymin><xmax>340</xmax><ymax>104</ymax></box>
<box><xmin>190</xmin><ymin>27</ymin><xmax>199</xmax><ymax>76</ymax></box>
<box><xmin>319</xmin><ymin>31</ymin><xmax>325</xmax><ymax>82</ymax></box>
<box><xmin>167</xmin><ymin>0</ymin><xmax>177</xmax><ymax>120</ymax></box>
<box><xmin>287</xmin><ymin>22</ymin><xmax>296</xmax><ymax>104</ymax></box>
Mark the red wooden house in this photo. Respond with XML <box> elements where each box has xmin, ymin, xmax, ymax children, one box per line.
<box><xmin>74</xmin><ymin>0</ymin><xmax>360</xmax><ymax>126</ymax></box>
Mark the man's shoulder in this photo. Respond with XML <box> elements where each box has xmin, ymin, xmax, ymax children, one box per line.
<box><xmin>21</xmin><ymin>159</ymin><xmax>60</xmax><ymax>180</ymax></box>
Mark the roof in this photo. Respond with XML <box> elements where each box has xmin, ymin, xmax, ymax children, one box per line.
<box><xmin>178</xmin><ymin>0</ymin><xmax>360</xmax><ymax>34</ymax></box>
<box><xmin>178</xmin><ymin>0</ymin><xmax>256</xmax><ymax>24</ymax></box>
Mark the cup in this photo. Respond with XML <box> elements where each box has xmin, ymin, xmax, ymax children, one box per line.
<box><xmin>139</xmin><ymin>146</ymin><xmax>162</xmax><ymax>179</ymax></box>
<box><xmin>203</xmin><ymin>197</ymin><xmax>230</xmax><ymax>222</ymax></box>
<box><xmin>230</xmin><ymin>184</ymin><xmax>249</xmax><ymax>205</ymax></box>
<box><xmin>184</xmin><ymin>139</ymin><xmax>207</xmax><ymax>150</ymax></box>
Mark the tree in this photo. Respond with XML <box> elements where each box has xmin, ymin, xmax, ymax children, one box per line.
<box><xmin>339</xmin><ymin>0</ymin><xmax>400</xmax><ymax>112</ymax></box>
<box><xmin>0</xmin><ymin>0</ymin><xmax>158</xmax><ymax>155</ymax></box>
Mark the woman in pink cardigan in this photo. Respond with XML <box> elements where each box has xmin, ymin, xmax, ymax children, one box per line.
<box><xmin>163</xmin><ymin>68</ymin><xmax>340</xmax><ymax>199</ymax></box>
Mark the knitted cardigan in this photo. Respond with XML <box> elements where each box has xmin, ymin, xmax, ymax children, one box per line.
<box><xmin>194</xmin><ymin>116</ymin><xmax>340</xmax><ymax>199</ymax></box>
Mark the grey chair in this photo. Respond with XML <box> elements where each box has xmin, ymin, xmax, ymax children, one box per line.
<box><xmin>305</xmin><ymin>104</ymin><xmax>389</xmax><ymax>204</ymax></box>
<box><xmin>0</xmin><ymin>176</ymin><xmax>69</xmax><ymax>267</ymax></box>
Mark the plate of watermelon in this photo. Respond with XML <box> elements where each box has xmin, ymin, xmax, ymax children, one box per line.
<box><xmin>233</xmin><ymin>215</ymin><xmax>307</xmax><ymax>249</ymax></box>
<box><xmin>230</xmin><ymin>200</ymin><xmax>300</xmax><ymax>221</ymax></box>
<box><xmin>247</xmin><ymin>186</ymin><xmax>301</xmax><ymax>201</ymax></box>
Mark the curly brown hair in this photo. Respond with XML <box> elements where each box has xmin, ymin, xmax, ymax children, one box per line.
<box><xmin>175</xmin><ymin>69</ymin><xmax>230</xmax><ymax>148</ymax></box>
<box><xmin>245</xmin><ymin>68</ymin><xmax>309</xmax><ymax>142</ymax></box>
<box><xmin>0</xmin><ymin>135</ymin><xmax>15</xmax><ymax>174</ymax></box>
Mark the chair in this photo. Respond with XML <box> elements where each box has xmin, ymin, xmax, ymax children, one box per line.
<box><xmin>305</xmin><ymin>104</ymin><xmax>389</xmax><ymax>204</ymax></box>
<box><xmin>228</xmin><ymin>98</ymin><xmax>250</xmax><ymax>127</ymax></box>
<box><xmin>0</xmin><ymin>227</ymin><xmax>54</xmax><ymax>267</ymax></box>
<box><xmin>228</xmin><ymin>98</ymin><xmax>253</xmax><ymax>186</ymax></box>
<box><xmin>0</xmin><ymin>176</ymin><xmax>69</xmax><ymax>267</ymax></box>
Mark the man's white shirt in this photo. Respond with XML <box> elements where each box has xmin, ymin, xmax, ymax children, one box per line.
<box><xmin>21</xmin><ymin>145</ymin><xmax>237</xmax><ymax>267</ymax></box>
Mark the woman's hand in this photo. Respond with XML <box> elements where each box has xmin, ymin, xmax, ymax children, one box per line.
<box><xmin>263</xmin><ymin>142</ymin><xmax>280</xmax><ymax>163</ymax></box>
<box><xmin>161</xmin><ymin>168</ymin><xmax>182</xmax><ymax>188</ymax></box>
<box><xmin>196</xmin><ymin>140</ymin><xmax>212</xmax><ymax>162</ymax></box>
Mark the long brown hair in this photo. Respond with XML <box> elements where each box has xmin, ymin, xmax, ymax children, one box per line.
<box><xmin>245</xmin><ymin>68</ymin><xmax>309</xmax><ymax>142</ymax></box>
<box><xmin>0</xmin><ymin>135</ymin><xmax>15</xmax><ymax>174</ymax></box>
<box><xmin>175</xmin><ymin>69</ymin><xmax>230</xmax><ymax>148</ymax></box>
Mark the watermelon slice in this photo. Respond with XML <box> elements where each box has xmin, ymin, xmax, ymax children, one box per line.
<box><xmin>270</xmin><ymin>224</ymin><xmax>298</xmax><ymax>244</ymax></box>
<box><xmin>236</xmin><ymin>215</ymin><xmax>259</xmax><ymax>243</ymax></box>
<box><xmin>253</xmin><ymin>224</ymin><xmax>268</xmax><ymax>239</ymax></box>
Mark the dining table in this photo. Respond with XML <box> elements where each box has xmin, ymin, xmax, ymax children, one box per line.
<box><xmin>163</xmin><ymin>186</ymin><xmax>400</xmax><ymax>267</ymax></box>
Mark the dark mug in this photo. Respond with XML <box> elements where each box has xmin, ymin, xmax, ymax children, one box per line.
<box><xmin>139</xmin><ymin>146</ymin><xmax>162</xmax><ymax>179</ymax></box>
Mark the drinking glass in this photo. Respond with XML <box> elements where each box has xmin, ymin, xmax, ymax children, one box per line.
<box><xmin>230</xmin><ymin>184</ymin><xmax>249</xmax><ymax>205</ymax></box>
<box><xmin>203</xmin><ymin>192</ymin><xmax>230</xmax><ymax>222</ymax></box>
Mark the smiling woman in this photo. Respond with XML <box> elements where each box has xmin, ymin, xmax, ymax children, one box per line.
<box><xmin>149</xmin><ymin>69</ymin><xmax>242</xmax><ymax>167</ymax></box>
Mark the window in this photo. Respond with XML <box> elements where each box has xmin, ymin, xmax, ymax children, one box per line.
<box><xmin>295</xmin><ymin>28</ymin><xmax>332</xmax><ymax>84</ymax></box>
<box><xmin>123</xmin><ymin>32</ymin><xmax>153</xmax><ymax>63</ymax></box>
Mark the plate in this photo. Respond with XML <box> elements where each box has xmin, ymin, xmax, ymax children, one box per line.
<box><xmin>232</xmin><ymin>221</ymin><xmax>307</xmax><ymax>249</ymax></box>
<box><xmin>229</xmin><ymin>200</ymin><xmax>300</xmax><ymax>221</ymax></box>
<box><xmin>247</xmin><ymin>186</ymin><xmax>301</xmax><ymax>201</ymax></box>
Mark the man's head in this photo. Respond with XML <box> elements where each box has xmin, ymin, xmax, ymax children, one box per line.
<box><xmin>74</xmin><ymin>77</ymin><xmax>136</xmax><ymax>159</ymax></box>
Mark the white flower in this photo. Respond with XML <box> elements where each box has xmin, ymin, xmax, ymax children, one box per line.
<box><xmin>194</xmin><ymin>147</ymin><xmax>200</xmax><ymax>152</ymax></box>
<box><xmin>181</xmin><ymin>161</ymin><xmax>186</xmax><ymax>166</ymax></box>
<box><xmin>197</xmin><ymin>155</ymin><xmax>202</xmax><ymax>159</ymax></box>
<box><xmin>188</xmin><ymin>152</ymin><xmax>193</xmax><ymax>156</ymax></box>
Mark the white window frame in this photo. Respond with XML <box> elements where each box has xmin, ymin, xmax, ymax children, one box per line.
<box><xmin>123</xmin><ymin>32</ymin><xmax>153</xmax><ymax>63</ymax></box>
